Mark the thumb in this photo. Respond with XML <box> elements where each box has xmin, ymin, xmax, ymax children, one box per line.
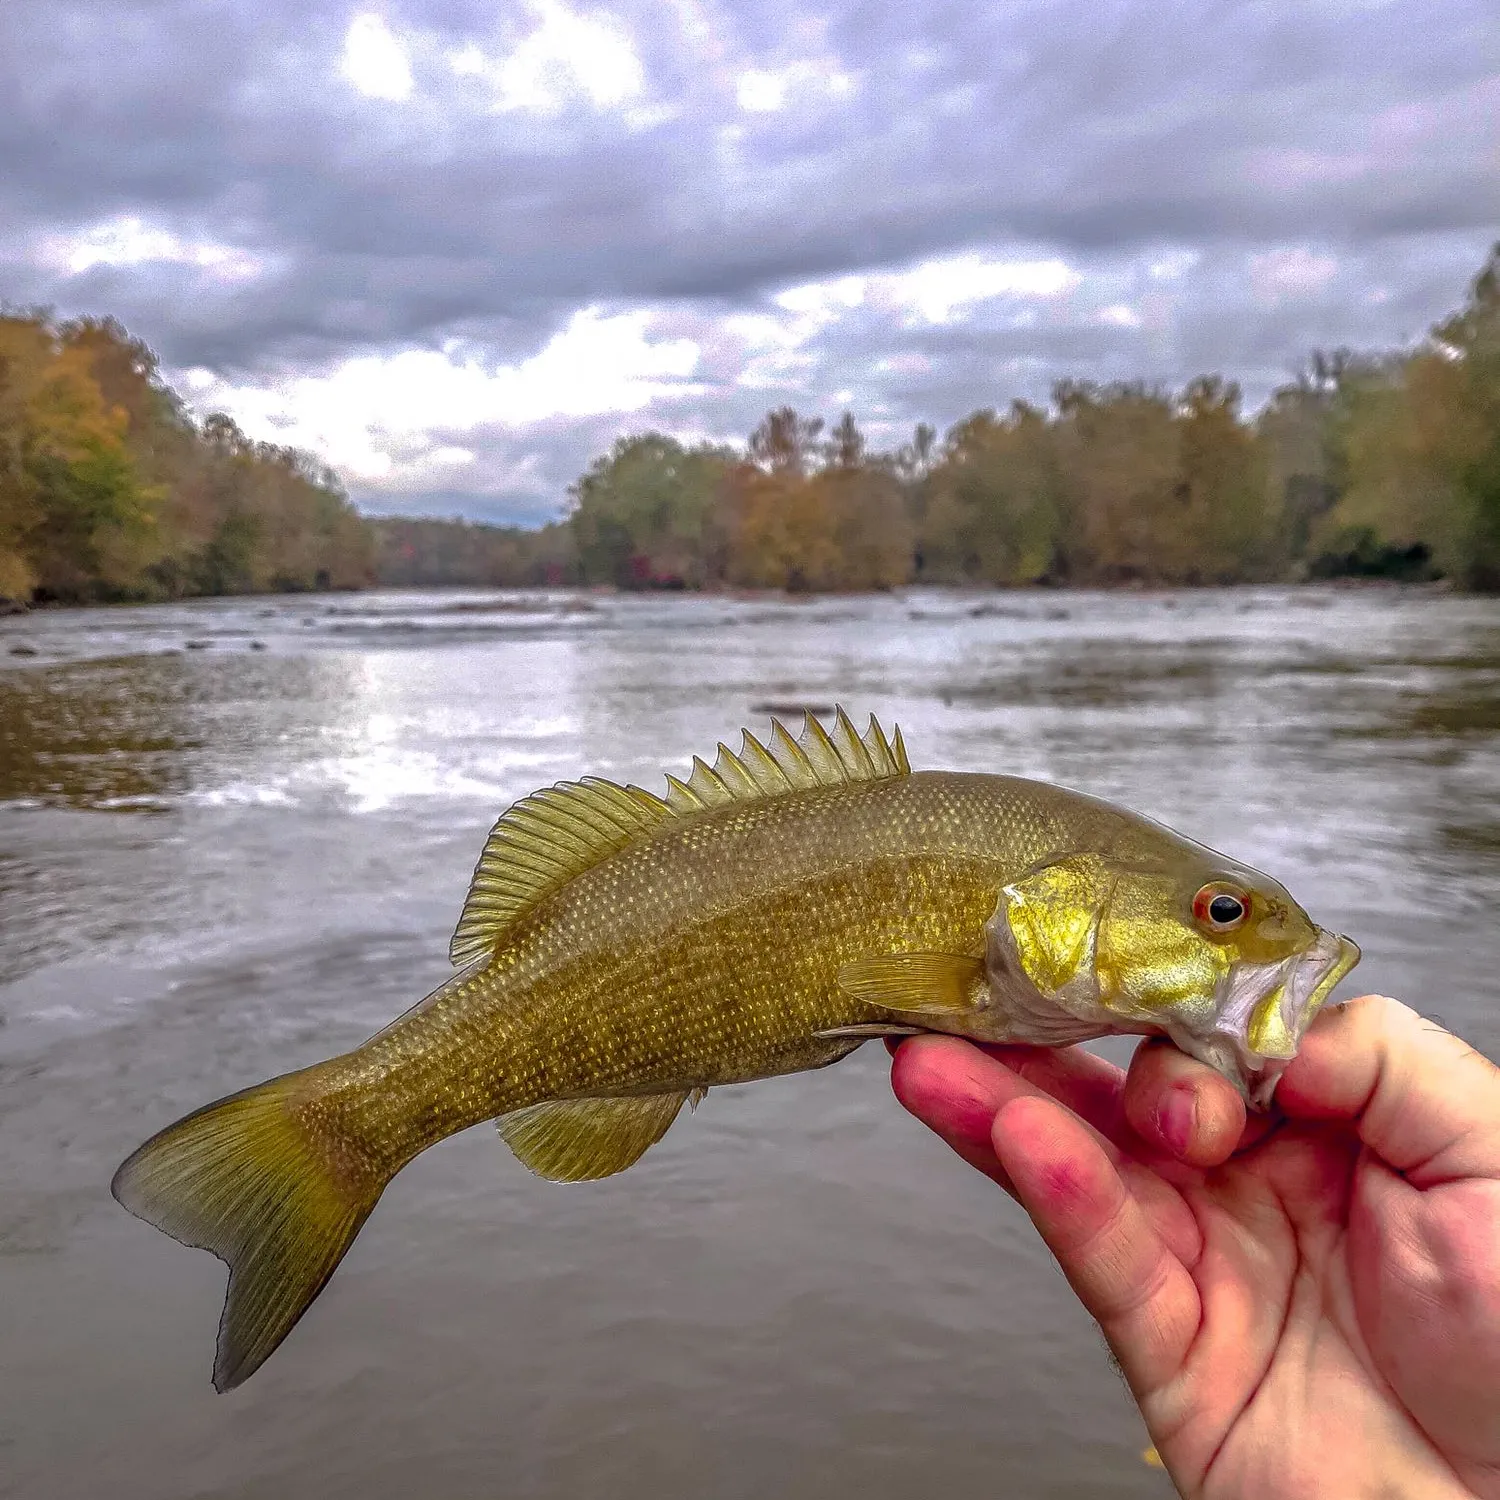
<box><xmin>1277</xmin><ymin>994</ymin><xmax>1500</xmax><ymax>1187</ymax></box>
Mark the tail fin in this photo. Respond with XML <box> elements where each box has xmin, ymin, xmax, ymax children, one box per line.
<box><xmin>111</xmin><ymin>1062</ymin><xmax>387</xmax><ymax>1392</ymax></box>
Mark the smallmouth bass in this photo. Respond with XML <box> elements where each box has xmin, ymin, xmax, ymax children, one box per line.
<box><xmin>113</xmin><ymin>709</ymin><xmax>1359</xmax><ymax>1390</ymax></box>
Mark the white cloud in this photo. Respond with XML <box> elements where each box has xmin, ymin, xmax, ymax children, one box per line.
<box><xmin>771</xmin><ymin>254</ymin><xmax>1079</xmax><ymax>331</ymax></box>
<box><xmin>736</xmin><ymin>61</ymin><xmax>854</xmax><ymax>113</ymax></box>
<box><xmin>339</xmin><ymin>13</ymin><xmax>414</xmax><ymax>101</ymax></box>
<box><xmin>451</xmin><ymin>0</ymin><xmax>644</xmax><ymax>115</ymax></box>
<box><xmin>736</xmin><ymin>69</ymin><xmax>787</xmax><ymax>113</ymax></box>
<box><xmin>42</xmin><ymin>216</ymin><xmax>263</xmax><ymax>279</ymax></box>
<box><xmin>875</xmin><ymin>352</ymin><xmax>933</xmax><ymax>375</ymax></box>
<box><xmin>1149</xmin><ymin>250</ymin><xmax>1201</xmax><ymax>281</ymax></box>
<box><xmin>180</xmin><ymin>307</ymin><xmax>700</xmax><ymax>487</ymax></box>
<box><xmin>1250</xmin><ymin>246</ymin><xmax>1341</xmax><ymax>301</ymax></box>
<box><xmin>878</xmin><ymin>254</ymin><xmax>1080</xmax><ymax>323</ymax></box>
<box><xmin>1098</xmin><ymin>303</ymin><xmax>1144</xmax><ymax>328</ymax></box>
<box><xmin>773</xmin><ymin>274</ymin><xmax>867</xmax><ymax>319</ymax></box>
<box><xmin>717</xmin><ymin>253</ymin><xmax>1081</xmax><ymax>391</ymax></box>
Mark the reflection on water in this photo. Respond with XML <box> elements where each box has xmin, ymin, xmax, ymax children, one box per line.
<box><xmin>1405</xmin><ymin>689</ymin><xmax>1500</xmax><ymax>736</ymax></box>
<box><xmin>1</xmin><ymin>585</ymin><xmax>1499</xmax><ymax>1500</ymax></box>
<box><xmin>0</xmin><ymin>653</ymin><xmax>370</xmax><ymax>810</ymax></box>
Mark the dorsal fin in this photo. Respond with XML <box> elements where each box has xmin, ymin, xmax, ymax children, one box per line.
<box><xmin>448</xmin><ymin>778</ymin><xmax>674</xmax><ymax>968</ymax></box>
<box><xmin>449</xmin><ymin>708</ymin><xmax>909</xmax><ymax>967</ymax></box>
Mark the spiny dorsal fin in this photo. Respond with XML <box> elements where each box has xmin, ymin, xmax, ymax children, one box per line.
<box><xmin>450</xmin><ymin>708</ymin><xmax>909</xmax><ymax>967</ymax></box>
<box><xmin>660</xmin><ymin>707</ymin><xmax>907</xmax><ymax>814</ymax></box>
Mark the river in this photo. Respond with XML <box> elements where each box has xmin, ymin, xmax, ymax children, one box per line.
<box><xmin>2</xmin><ymin>585</ymin><xmax>1498</xmax><ymax>1499</ymax></box>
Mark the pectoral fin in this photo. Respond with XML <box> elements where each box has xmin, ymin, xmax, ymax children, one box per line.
<box><xmin>812</xmin><ymin>1022</ymin><xmax>926</xmax><ymax>1040</ymax></box>
<box><xmin>836</xmin><ymin>952</ymin><xmax>987</xmax><ymax>1017</ymax></box>
<box><xmin>497</xmin><ymin>1091</ymin><xmax>698</xmax><ymax>1182</ymax></box>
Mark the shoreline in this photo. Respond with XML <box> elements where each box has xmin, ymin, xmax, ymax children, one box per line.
<box><xmin>0</xmin><ymin>574</ymin><xmax>1462</xmax><ymax>616</ymax></box>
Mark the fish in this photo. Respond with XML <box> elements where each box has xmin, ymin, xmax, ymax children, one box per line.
<box><xmin>112</xmin><ymin>708</ymin><xmax>1359</xmax><ymax>1391</ymax></box>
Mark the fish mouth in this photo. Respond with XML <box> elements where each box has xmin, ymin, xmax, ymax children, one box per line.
<box><xmin>1190</xmin><ymin>928</ymin><xmax>1361</xmax><ymax>1107</ymax></box>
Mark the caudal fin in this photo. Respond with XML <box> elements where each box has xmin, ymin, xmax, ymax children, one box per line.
<box><xmin>111</xmin><ymin>1063</ymin><xmax>387</xmax><ymax>1392</ymax></box>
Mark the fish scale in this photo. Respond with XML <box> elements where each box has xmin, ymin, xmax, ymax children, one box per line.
<box><xmin>111</xmin><ymin>709</ymin><xmax>1358</xmax><ymax>1392</ymax></box>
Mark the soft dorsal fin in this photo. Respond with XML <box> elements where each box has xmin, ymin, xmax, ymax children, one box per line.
<box><xmin>449</xmin><ymin>708</ymin><xmax>909</xmax><ymax>967</ymax></box>
<box><xmin>449</xmin><ymin>778</ymin><xmax>674</xmax><ymax>968</ymax></box>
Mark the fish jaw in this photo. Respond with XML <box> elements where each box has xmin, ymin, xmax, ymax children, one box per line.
<box><xmin>1162</xmin><ymin>929</ymin><xmax>1361</xmax><ymax>1107</ymax></box>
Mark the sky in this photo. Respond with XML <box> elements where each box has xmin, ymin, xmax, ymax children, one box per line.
<box><xmin>4</xmin><ymin>0</ymin><xmax>1498</xmax><ymax>525</ymax></box>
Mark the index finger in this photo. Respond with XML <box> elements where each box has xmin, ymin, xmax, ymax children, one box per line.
<box><xmin>1277</xmin><ymin>994</ymin><xmax>1500</xmax><ymax>1187</ymax></box>
<box><xmin>990</xmin><ymin>1095</ymin><xmax>1203</xmax><ymax>1399</ymax></box>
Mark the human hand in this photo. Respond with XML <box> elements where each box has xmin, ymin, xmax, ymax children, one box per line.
<box><xmin>889</xmin><ymin>995</ymin><xmax>1500</xmax><ymax>1498</ymax></box>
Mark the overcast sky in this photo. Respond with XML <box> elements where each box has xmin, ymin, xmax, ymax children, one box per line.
<box><xmin>5</xmin><ymin>0</ymin><xmax>1498</xmax><ymax>524</ymax></box>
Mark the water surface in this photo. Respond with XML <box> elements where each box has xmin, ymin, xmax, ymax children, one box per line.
<box><xmin>3</xmin><ymin>586</ymin><xmax>1499</xmax><ymax>1499</ymax></box>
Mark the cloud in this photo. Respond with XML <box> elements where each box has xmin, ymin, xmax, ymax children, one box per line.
<box><xmin>449</xmin><ymin>0</ymin><xmax>646</xmax><ymax>115</ymax></box>
<box><xmin>1</xmin><ymin>0</ymin><xmax>1496</xmax><ymax>521</ymax></box>
<box><xmin>187</xmin><ymin>306</ymin><xmax>702</xmax><ymax>499</ymax></box>
<box><xmin>735</xmin><ymin>59</ymin><xmax>854</xmax><ymax>113</ymax></box>
<box><xmin>40</xmin><ymin>216</ymin><xmax>265</xmax><ymax>281</ymax></box>
<box><xmin>340</xmin><ymin>14</ymin><xmax>416</xmax><ymax>101</ymax></box>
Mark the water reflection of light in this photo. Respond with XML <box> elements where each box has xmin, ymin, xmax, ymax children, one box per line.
<box><xmin>296</xmin><ymin>641</ymin><xmax>591</xmax><ymax>816</ymax></box>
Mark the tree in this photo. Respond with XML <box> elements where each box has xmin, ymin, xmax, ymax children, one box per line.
<box><xmin>1051</xmin><ymin>382</ymin><xmax>1182</xmax><ymax>583</ymax></box>
<box><xmin>0</xmin><ymin>310</ymin><xmax>373</xmax><ymax>603</ymax></box>
<box><xmin>1256</xmin><ymin>352</ymin><xmax>1363</xmax><ymax>568</ymax></box>
<box><xmin>723</xmin><ymin>463</ymin><xmax>841</xmax><ymax>590</ymax></box>
<box><xmin>919</xmin><ymin>404</ymin><xmax>1062</xmax><ymax>584</ymax></box>
<box><xmin>748</xmin><ymin>407</ymin><xmax>824</xmax><ymax>477</ymax></box>
<box><xmin>568</xmin><ymin>433</ymin><xmax>733</xmax><ymax>588</ymax></box>
<box><xmin>0</xmin><ymin>313</ymin><xmax>158</xmax><ymax>600</ymax></box>
<box><xmin>1175</xmin><ymin>376</ymin><xmax>1270</xmax><ymax>582</ymax></box>
<box><xmin>1431</xmin><ymin>243</ymin><xmax>1500</xmax><ymax>587</ymax></box>
<box><xmin>825</xmin><ymin>411</ymin><xmax>865</xmax><ymax>470</ymax></box>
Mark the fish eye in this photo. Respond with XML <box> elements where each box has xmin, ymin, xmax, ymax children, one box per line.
<box><xmin>1194</xmin><ymin>884</ymin><xmax>1249</xmax><ymax>932</ymax></box>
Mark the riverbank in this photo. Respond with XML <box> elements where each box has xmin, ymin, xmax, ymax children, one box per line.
<box><xmin>0</xmin><ymin>570</ymin><xmax>1460</xmax><ymax>620</ymax></box>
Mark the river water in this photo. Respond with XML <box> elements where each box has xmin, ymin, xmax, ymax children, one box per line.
<box><xmin>2</xmin><ymin>586</ymin><xmax>1498</xmax><ymax>1500</ymax></box>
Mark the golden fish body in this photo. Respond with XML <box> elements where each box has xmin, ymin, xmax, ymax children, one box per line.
<box><xmin>113</xmin><ymin>711</ymin><xmax>1358</xmax><ymax>1391</ymax></box>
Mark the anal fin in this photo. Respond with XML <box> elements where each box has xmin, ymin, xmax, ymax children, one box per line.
<box><xmin>497</xmin><ymin>1091</ymin><xmax>696</xmax><ymax>1182</ymax></box>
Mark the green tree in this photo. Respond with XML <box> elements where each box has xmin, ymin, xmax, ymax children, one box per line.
<box><xmin>1431</xmin><ymin>243</ymin><xmax>1500</xmax><ymax>587</ymax></box>
<box><xmin>1256</xmin><ymin>351</ymin><xmax>1362</xmax><ymax>568</ymax></box>
<box><xmin>920</xmin><ymin>403</ymin><xmax>1061</xmax><ymax>584</ymax></box>
<box><xmin>748</xmin><ymin>407</ymin><xmax>824</xmax><ymax>477</ymax></box>
<box><xmin>569</xmin><ymin>432</ymin><xmax>733</xmax><ymax>587</ymax></box>
<box><xmin>1051</xmin><ymin>382</ymin><xmax>1181</xmax><ymax>583</ymax></box>
<box><xmin>0</xmin><ymin>313</ymin><xmax>158</xmax><ymax>601</ymax></box>
<box><xmin>813</xmin><ymin>414</ymin><xmax>913</xmax><ymax>588</ymax></box>
<box><xmin>1175</xmin><ymin>376</ymin><xmax>1270</xmax><ymax>582</ymax></box>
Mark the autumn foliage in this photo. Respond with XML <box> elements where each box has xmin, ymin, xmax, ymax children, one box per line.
<box><xmin>8</xmin><ymin>242</ymin><xmax>1500</xmax><ymax>603</ymax></box>
<box><xmin>563</xmin><ymin>244</ymin><xmax>1500</xmax><ymax>593</ymax></box>
<box><xmin>0</xmin><ymin>311</ymin><xmax>372</xmax><ymax>603</ymax></box>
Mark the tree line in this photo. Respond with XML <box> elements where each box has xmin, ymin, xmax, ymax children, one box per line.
<box><xmin>558</xmin><ymin>244</ymin><xmax>1500</xmax><ymax>593</ymax></box>
<box><xmin>6</xmin><ymin>242</ymin><xmax>1498</xmax><ymax>604</ymax></box>
<box><xmin>0</xmin><ymin>311</ymin><xmax>373</xmax><ymax>605</ymax></box>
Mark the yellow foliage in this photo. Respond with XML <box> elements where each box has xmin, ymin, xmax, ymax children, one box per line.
<box><xmin>0</xmin><ymin>310</ymin><xmax>372</xmax><ymax>603</ymax></box>
<box><xmin>0</xmin><ymin>546</ymin><xmax>35</xmax><ymax>601</ymax></box>
<box><xmin>725</xmin><ymin>466</ymin><xmax>844</xmax><ymax>590</ymax></box>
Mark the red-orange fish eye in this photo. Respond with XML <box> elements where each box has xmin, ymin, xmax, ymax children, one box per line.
<box><xmin>1194</xmin><ymin>883</ymin><xmax>1250</xmax><ymax>932</ymax></box>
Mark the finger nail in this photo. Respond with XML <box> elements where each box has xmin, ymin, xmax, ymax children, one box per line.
<box><xmin>1157</xmin><ymin>1088</ymin><xmax>1196</xmax><ymax>1157</ymax></box>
